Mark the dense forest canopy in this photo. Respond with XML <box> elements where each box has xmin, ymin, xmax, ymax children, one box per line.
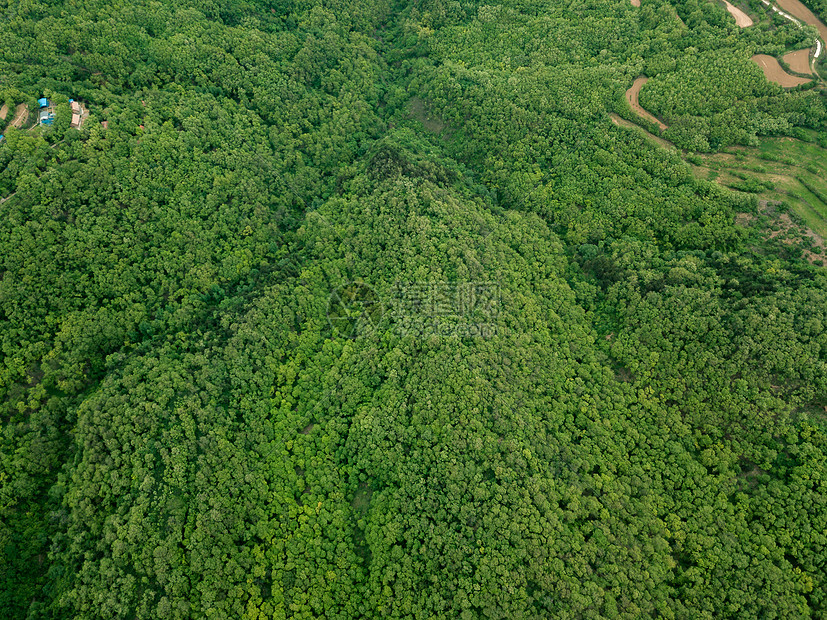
<box><xmin>1</xmin><ymin>0</ymin><xmax>827</xmax><ymax>618</ymax></box>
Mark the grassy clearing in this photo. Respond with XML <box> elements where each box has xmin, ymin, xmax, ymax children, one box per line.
<box><xmin>610</xmin><ymin>115</ymin><xmax>827</xmax><ymax>241</ymax></box>
<box><xmin>692</xmin><ymin>136</ymin><xmax>827</xmax><ymax>239</ymax></box>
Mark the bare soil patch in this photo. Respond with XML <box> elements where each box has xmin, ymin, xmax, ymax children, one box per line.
<box><xmin>751</xmin><ymin>54</ymin><xmax>811</xmax><ymax>87</ymax></box>
<box><xmin>10</xmin><ymin>103</ymin><xmax>28</xmax><ymax>129</ymax></box>
<box><xmin>625</xmin><ymin>77</ymin><xmax>668</xmax><ymax>131</ymax></box>
<box><xmin>735</xmin><ymin>212</ymin><xmax>755</xmax><ymax>226</ymax></box>
<box><xmin>759</xmin><ymin>201</ymin><xmax>825</xmax><ymax>262</ymax></box>
<box><xmin>0</xmin><ymin>104</ymin><xmax>7</xmax><ymax>121</ymax></box>
<box><xmin>722</xmin><ymin>0</ymin><xmax>753</xmax><ymax>27</ymax></box>
<box><xmin>783</xmin><ymin>49</ymin><xmax>813</xmax><ymax>74</ymax></box>
<box><xmin>630</xmin><ymin>0</ymin><xmax>641</xmax><ymax>6</ymax></box>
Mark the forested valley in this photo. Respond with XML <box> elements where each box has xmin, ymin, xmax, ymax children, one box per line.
<box><xmin>1</xmin><ymin>0</ymin><xmax>827</xmax><ymax>618</ymax></box>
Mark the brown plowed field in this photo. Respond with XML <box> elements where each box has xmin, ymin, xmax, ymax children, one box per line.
<box><xmin>783</xmin><ymin>49</ymin><xmax>813</xmax><ymax>74</ymax></box>
<box><xmin>751</xmin><ymin>54</ymin><xmax>811</xmax><ymax>87</ymax></box>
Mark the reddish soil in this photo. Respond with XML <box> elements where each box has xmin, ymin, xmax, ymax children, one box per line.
<box><xmin>722</xmin><ymin>0</ymin><xmax>753</xmax><ymax>27</ymax></box>
<box><xmin>625</xmin><ymin>77</ymin><xmax>667</xmax><ymax>131</ymax></box>
<box><xmin>783</xmin><ymin>49</ymin><xmax>813</xmax><ymax>74</ymax></box>
<box><xmin>751</xmin><ymin>54</ymin><xmax>811</xmax><ymax>87</ymax></box>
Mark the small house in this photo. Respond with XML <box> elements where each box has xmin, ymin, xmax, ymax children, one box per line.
<box><xmin>38</xmin><ymin>97</ymin><xmax>55</xmax><ymax>126</ymax></box>
<box><xmin>39</xmin><ymin>109</ymin><xmax>54</xmax><ymax>125</ymax></box>
<box><xmin>69</xmin><ymin>99</ymin><xmax>87</xmax><ymax>129</ymax></box>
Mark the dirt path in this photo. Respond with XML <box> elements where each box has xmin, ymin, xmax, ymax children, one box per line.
<box><xmin>9</xmin><ymin>104</ymin><xmax>28</xmax><ymax>129</ymax></box>
<box><xmin>764</xmin><ymin>0</ymin><xmax>827</xmax><ymax>77</ymax></box>
<box><xmin>775</xmin><ymin>0</ymin><xmax>827</xmax><ymax>46</ymax></box>
<box><xmin>722</xmin><ymin>0</ymin><xmax>754</xmax><ymax>27</ymax></box>
<box><xmin>752</xmin><ymin>54</ymin><xmax>811</xmax><ymax>86</ymax></box>
<box><xmin>610</xmin><ymin>114</ymin><xmax>676</xmax><ymax>150</ymax></box>
<box><xmin>763</xmin><ymin>0</ymin><xmax>804</xmax><ymax>27</ymax></box>
<box><xmin>625</xmin><ymin>77</ymin><xmax>668</xmax><ymax>131</ymax></box>
<box><xmin>783</xmin><ymin>48</ymin><xmax>813</xmax><ymax>74</ymax></box>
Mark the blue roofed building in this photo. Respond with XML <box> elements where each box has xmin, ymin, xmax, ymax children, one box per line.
<box><xmin>38</xmin><ymin>98</ymin><xmax>55</xmax><ymax>126</ymax></box>
<box><xmin>36</xmin><ymin>96</ymin><xmax>88</xmax><ymax>128</ymax></box>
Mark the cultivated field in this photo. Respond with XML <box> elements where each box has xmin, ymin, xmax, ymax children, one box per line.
<box><xmin>783</xmin><ymin>49</ymin><xmax>813</xmax><ymax>74</ymax></box>
<box><xmin>752</xmin><ymin>54</ymin><xmax>811</xmax><ymax>86</ymax></box>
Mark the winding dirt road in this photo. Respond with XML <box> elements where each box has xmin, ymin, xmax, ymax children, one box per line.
<box><xmin>775</xmin><ymin>0</ymin><xmax>827</xmax><ymax>46</ymax></box>
<box><xmin>625</xmin><ymin>77</ymin><xmax>668</xmax><ymax>131</ymax></box>
<box><xmin>765</xmin><ymin>0</ymin><xmax>827</xmax><ymax>77</ymax></box>
<box><xmin>610</xmin><ymin>114</ymin><xmax>675</xmax><ymax>150</ymax></box>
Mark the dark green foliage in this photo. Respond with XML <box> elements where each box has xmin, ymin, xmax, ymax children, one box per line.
<box><xmin>802</xmin><ymin>0</ymin><xmax>827</xmax><ymax>24</ymax></box>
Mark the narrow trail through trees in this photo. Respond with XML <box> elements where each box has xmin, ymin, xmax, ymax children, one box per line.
<box><xmin>9</xmin><ymin>103</ymin><xmax>28</xmax><ymax>129</ymax></box>
<box><xmin>610</xmin><ymin>113</ymin><xmax>675</xmax><ymax>150</ymax></box>
<box><xmin>625</xmin><ymin>77</ymin><xmax>668</xmax><ymax>130</ymax></box>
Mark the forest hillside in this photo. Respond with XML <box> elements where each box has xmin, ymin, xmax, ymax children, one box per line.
<box><xmin>1</xmin><ymin>0</ymin><xmax>827</xmax><ymax>618</ymax></box>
